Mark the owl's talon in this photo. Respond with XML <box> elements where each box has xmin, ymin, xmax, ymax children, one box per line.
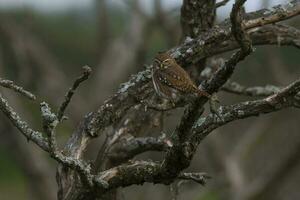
<box><xmin>208</xmin><ymin>94</ymin><xmax>223</xmax><ymax>121</ymax></box>
<box><xmin>170</xmin><ymin>101</ymin><xmax>176</xmax><ymax>107</ymax></box>
<box><xmin>210</xmin><ymin>93</ymin><xmax>219</xmax><ymax>103</ymax></box>
<box><xmin>210</xmin><ymin>107</ymin><xmax>224</xmax><ymax>122</ymax></box>
<box><xmin>213</xmin><ymin>110</ymin><xmax>224</xmax><ymax>122</ymax></box>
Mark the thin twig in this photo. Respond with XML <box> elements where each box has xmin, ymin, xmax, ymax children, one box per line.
<box><xmin>0</xmin><ymin>91</ymin><xmax>94</xmax><ymax>187</ymax></box>
<box><xmin>0</xmin><ymin>92</ymin><xmax>48</xmax><ymax>151</ymax></box>
<box><xmin>178</xmin><ymin>172</ymin><xmax>211</xmax><ymax>185</ymax></box>
<box><xmin>0</xmin><ymin>78</ymin><xmax>36</xmax><ymax>100</ymax></box>
<box><xmin>57</xmin><ymin>66</ymin><xmax>92</xmax><ymax>121</ymax></box>
<box><xmin>245</xmin><ymin>1</ymin><xmax>300</xmax><ymax>30</ymax></box>
<box><xmin>216</xmin><ymin>0</ymin><xmax>230</xmax><ymax>8</ymax></box>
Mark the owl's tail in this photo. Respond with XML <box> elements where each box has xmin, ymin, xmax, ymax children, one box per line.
<box><xmin>190</xmin><ymin>85</ymin><xmax>212</xmax><ymax>99</ymax></box>
<box><xmin>196</xmin><ymin>89</ymin><xmax>211</xmax><ymax>99</ymax></box>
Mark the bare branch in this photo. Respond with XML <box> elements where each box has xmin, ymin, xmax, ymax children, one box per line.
<box><xmin>0</xmin><ymin>92</ymin><xmax>49</xmax><ymax>151</ymax></box>
<box><xmin>84</xmin><ymin>78</ymin><xmax>300</xmax><ymax>194</ymax></box>
<box><xmin>216</xmin><ymin>0</ymin><xmax>230</xmax><ymax>8</ymax></box>
<box><xmin>204</xmin><ymin>0</ymin><xmax>253</xmax><ymax>93</ymax></box>
<box><xmin>0</xmin><ymin>78</ymin><xmax>36</xmax><ymax>100</ymax></box>
<box><xmin>41</xmin><ymin>102</ymin><xmax>59</xmax><ymax>155</ymax></box>
<box><xmin>1</xmin><ymin>1</ymin><xmax>299</xmax><ymax>199</ymax></box>
<box><xmin>245</xmin><ymin>1</ymin><xmax>300</xmax><ymax>30</ymax></box>
<box><xmin>222</xmin><ymin>81</ymin><xmax>281</xmax><ymax>97</ymax></box>
<box><xmin>94</xmin><ymin>160</ymin><xmax>161</xmax><ymax>192</ymax></box>
<box><xmin>181</xmin><ymin>0</ymin><xmax>216</xmax><ymax>37</ymax></box>
<box><xmin>82</xmin><ymin>1</ymin><xmax>300</xmax><ymax>140</ymax></box>
<box><xmin>180</xmin><ymin>0</ymin><xmax>216</xmax><ymax>80</ymax></box>
<box><xmin>177</xmin><ymin>172</ymin><xmax>211</xmax><ymax>185</ymax></box>
<box><xmin>174</xmin><ymin>0</ymin><xmax>300</xmax><ymax>64</ymax></box>
<box><xmin>0</xmin><ymin>90</ymin><xmax>94</xmax><ymax>189</ymax></box>
<box><xmin>108</xmin><ymin>136</ymin><xmax>172</xmax><ymax>165</ymax></box>
<box><xmin>231</xmin><ymin>0</ymin><xmax>251</xmax><ymax>53</ymax></box>
<box><xmin>57</xmin><ymin>66</ymin><xmax>92</xmax><ymax>121</ymax></box>
<box><xmin>158</xmin><ymin>0</ymin><xmax>253</xmax><ymax>182</ymax></box>
<box><xmin>5</xmin><ymin>78</ymin><xmax>299</xmax><ymax>198</ymax></box>
<box><xmin>214</xmin><ymin>24</ymin><xmax>300</xmax><ymax>56</ymax></box>
<box><xmin>190</xmin><ymin>77</ymin><xmax>300</xmax><ymax>145</ymax></box>
<box><xmin>248</xmin><ymin>24</ymin><xmax>300</xmax><ymax>49</ymax></box>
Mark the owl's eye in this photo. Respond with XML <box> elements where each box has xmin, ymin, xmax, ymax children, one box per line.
<box><xmin>162</xmin><ymin>59</ymin><xmax>171</xmax><ymax>68</ymax></box>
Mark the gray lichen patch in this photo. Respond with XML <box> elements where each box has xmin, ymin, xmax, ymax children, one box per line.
<box><xmin>118</xmin><ymin>68</ymin><xmax>151</xmax><ymax>94</ymax></box>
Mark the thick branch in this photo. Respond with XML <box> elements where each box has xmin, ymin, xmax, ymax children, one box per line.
<box><xmin>190</xmin><ymin>78</ymin><xmax>300</xmax><ymax>145</ymax></box>
<box><xmin>214</xmin><ymin>25</ymin><xmax>300</xmax><ymax>56</ymax></box>
<box><xmin>1</xmin><ymin>1</ymin><xmax>299</xmax><ymax>198</ymax></box>
<box><xmin>91</xmin><ymin>78</ymin><xmax>300</xmax><ymax>193</ymax></box>
<box><xmin>173</xmin><ymin>0</ymin><xmax>300</xmax><ymax>64</ymax></box>
<box><xmin>181</xmin><ymin>0</ymin><xmax>216</xmax><ymax>37</ymax></box>
<box><xmin>83</xmin><ymin>1</ymin><xmax>299</xmax><ymax>140</ymax></box>
<box><xmin>107</xmin><ymin>136</ymin><xmax>171</xmax><ymax>165</ymax></box>
<box><xmin>161</xmin><ymin>0</ymin><xmax>253</xmax><ymax>181</ymax></box>
<box><xmin>245</xmin><ymin>2</ymin><xmax>300</xmax><ymax>29</ymax></box>
<box><xmin>180</xmin><ymin>0</ymin><xmax>216</xmax><ymax>80</ymax></box>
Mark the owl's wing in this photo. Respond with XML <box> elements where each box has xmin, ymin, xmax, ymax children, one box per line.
<box><xmin>152</xmin><ymin>70</ymin><xmax>173</xmax><ymax>99</ymax></box>
<box><xmin>159</xmin><ymin>66</ymin><xmax>196</xmax><ymax>93</ymax></box>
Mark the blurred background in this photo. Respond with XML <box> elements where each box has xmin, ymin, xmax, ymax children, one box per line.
<box><xmin>0</xmin><ymin>0</ymin><xmax>299</xmax><ymax>200</ymax></box>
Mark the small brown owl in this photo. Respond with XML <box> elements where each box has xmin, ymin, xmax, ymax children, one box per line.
<box><xmin>152</xmin><ymin>52</ymin><xmax>211</xmax><ymax>101</ymax></box>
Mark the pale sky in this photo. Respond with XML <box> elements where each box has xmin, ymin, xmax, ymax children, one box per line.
<box><xmin>0</xmin><ymin>0</ymin><xmax>286</xmax><ymax>14</ymax></box>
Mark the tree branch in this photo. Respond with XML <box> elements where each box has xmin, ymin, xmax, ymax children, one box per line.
<box><xmin>222</xmin><ymin>81</ymin><xmax>281</xmax><ymax>97</ymax></box>
<box><xmin>177</xmin><ymin>172</ymin><xmax>211</xmax><ymax>185</ymax></box>
<box><xmin>80</xmin><ymin>77</ymin><xmax>300</xmax><ymax>195</ymax></box>
<box><xmin>216</xmin><ymin>0</ymin><xmax>230</xmax><ymax>8</ymax></box>
<box><xmin>190</xmin><ymin>77</ymin><xmax>300</xmax><ymax>145</ymax></box>
<box><xmin>1</xmin><ymin>1</ymin><xmax>299</xmax><ymax>199</ymax></box>
<box><xmin>180</xmin><ymin>0</ymin><xmax>216</xmax><ymax>80</ymax></box>
<box><xmin>0</xmin><ymin>92</ymin><xmax>49</xmax><ymax>151</ymax></box>
<box><xmin>82</xmin><ymin>1</ymin><xmax>299</xmax><ymax>140</ymax></box>
<box><xmin>41</xmin><ymin>102</ymin><xmax>59</xmax><ymax>155</ymax></box>
<box><xmin>107</xmin><ymin>136</ymin><xmax>172</xmax><ymax>165</ymax></box>
<box><xmin>159</xmin><ymin>0</ymin><xmax>253</xmax><ymax>182</ymax></box>
<box><xmin>173</xmin><ymin>0</ymin><xmax>300</xmax><ymax>65</ymax></box>
<box><xmin>244</xmin><ymin>1</ymin><xmax>300</xmax><ymax>30</ymax></box>
<box><xmin>214</xmin><ymin>24</ymin><xmax>300</xmax><ymax>56</ymax></box>
<box><xmin>0</xmin><ymin>90</ymin><xmax>95</xmax><ymax>188</ymax></box>
<box><xmin>0</xmin><ymin>78</ymin><xmax>36</xmax><ymax>100</ymax></box>
<box><xmin>57</xmin><ymin>66</ymin><xmax>92</xmax><ymax>121</ymax></box>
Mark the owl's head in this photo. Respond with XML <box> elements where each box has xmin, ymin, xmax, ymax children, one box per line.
<box><xmin>154</xmin><ymin>52</ymin><xmax>175</xmax><ymax>69</ymax></box>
